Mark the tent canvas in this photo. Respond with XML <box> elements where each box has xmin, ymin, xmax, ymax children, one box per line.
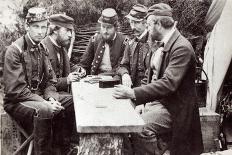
<box><xmin>203</xmin><ymin>0</ymin><xmax>232</xmax><ymax>111</ymax></box>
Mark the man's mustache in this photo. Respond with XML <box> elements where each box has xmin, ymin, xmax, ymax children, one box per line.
<box><xmin>132</xmin><ymin>29</ymin><xmax>139</xmax><ymax>34</ymax></box>
<box><xmin>103</xmin><ymin>33</ymin><xmax>109</xmax><ymax>36</ymax></box>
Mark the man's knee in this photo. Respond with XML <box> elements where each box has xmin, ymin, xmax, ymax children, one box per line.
<box><xmin>37</xmin><ymin>103</ymin><xmax>53</xmax><ymax>118</ymax></box>
<box><xmin>141</xmin><ymin>104</ymin><xmax>172</xmax><ymax>134</ymax></box>
<box><xmin>58</xmin><ymin>93</ymin><xmax>73</xmax><ymax>109</ymax></box>
<box><xmin>131</xmin><ymin>126</ymin><xmax>170</xmax><ymax>155</ymax></box>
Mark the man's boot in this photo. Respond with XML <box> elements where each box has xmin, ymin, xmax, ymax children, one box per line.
<box><xmin>60</xmin><ymin>115</ymin><xmax>73</xmax><ymax>155</ymax></box>
<box><xmin>33</xmin><ymin>116</ymin><xmax>52</xmax><ymax>155</ymax></box>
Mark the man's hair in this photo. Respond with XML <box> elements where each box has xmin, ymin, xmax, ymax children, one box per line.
<box><xmin>48</xmin><ymin>24</ymin><xmax>61</xmax><ymax>35</ymax></box>
<box><xmin>141</xmin><ymin>19</ymin><xmax>147</xmax><ymax>25</ymax></box>
<box><xmin>99</xmin><ymin>22</ymin><xmax>119</xmax><ymax>31</ymax></box>
<box><xmin>147</xmin><ymin>3</ymin><xmax>175</xmax><ymax>29</ymax></box>
<box><xmin>153</xmin><ymin>15</ymin><xmax>174</xmax><ymax>29</ymax></box>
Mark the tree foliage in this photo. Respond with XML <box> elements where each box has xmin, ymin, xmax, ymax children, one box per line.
<box><xmin>0</xmin><ymin>0</ymin><xmax>210</xmax><ymax>65</ymax></box>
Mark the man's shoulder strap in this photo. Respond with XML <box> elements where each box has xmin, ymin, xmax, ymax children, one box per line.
<box><xmin>11</xmin><ymin>36</ymin><xmax>30</xmax><ymax>87</ymax></box>
<box><xmin>11</xmin><ymin>37</ymin><xmax>25</xmax><ymax>54</ymax></box>
<box><xmin>12</xmin><ymin>43</ymin><xmax>23</xmax><ymax>54</ymax></box>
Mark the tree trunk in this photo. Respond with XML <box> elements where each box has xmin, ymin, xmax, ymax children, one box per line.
<box><xmin>78</xmin><ymin>133</ymin><xmax>123</xmax><ymax>155</ymax></box>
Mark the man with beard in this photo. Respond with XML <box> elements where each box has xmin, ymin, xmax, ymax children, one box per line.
<box><xmin>41</xmin><ymin>14</ymin><xmax>78</xmax><ymax>154</ymax></box>
<box><xmin>117</xmin><ymin>4</ymin><xmax>149</xmax><ymax>88</ymax></box>
<box><xmin>3</xmin><ymin>7</ymin><xmax>63</xmax><ymax>154</ymax></box>
<box><xmin>42</xmin><ymin>14</ymin><xmax>81</xmax><ymax>92</ymax></box>
<box><xmin>78</xmin><ymin>8</ymin><xmax>128</xmax><ymax>76</ymax></box>
<box><xmin>113</xmin><ymin>3</ymin><xmax>203</xmax><ymax>155</ymax></box>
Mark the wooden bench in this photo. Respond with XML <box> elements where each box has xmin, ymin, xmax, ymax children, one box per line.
<box><xmin>1</xmin><ymin>112</ymin><xmax>22</xmax><ymax>155</ymax></box>
<box><xmin>199</xmin><ymin>107</ymin><xmax>220</xmax><ymax>152</ymax></box>
<box><xmin>72</xmin><ymin>78</ymin><xmax>145</xmax><ymax>154</ymax></box>
<box><xmin>0</xmin><ymin>112</ymin><xmax>33</xmax><ymax>155</ymax></box>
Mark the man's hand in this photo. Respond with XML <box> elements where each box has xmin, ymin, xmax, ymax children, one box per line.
<box><xmin>48</xmin><ymin>98</ymin><xmax>64</xmax><ymax>114</ymax></box>
<box><xmin>76</xmin><ymin>66</ymin><xmax>86</xmax><ymax>78</ymax></box>
<box><xmin>122</xmin><ymin>73</ymin><xmax>132</xmax><ymax>87</ymax></box>
<box><xmin>135</xmin><ymin>105</ymin><xmax>144</xmax><ymax>114</ymax></box>
<box><xmin>67</xmin><ymin>72</ymin><xmax>80</xmax><ymax>84</ymax></box>
<box><xmin>113</xmin><ymin>84</ymin><xmax>136</xmax><ymax>99</ymax></box>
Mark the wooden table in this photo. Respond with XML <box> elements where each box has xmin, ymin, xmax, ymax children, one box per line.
<box><xmin>72</xmin><ymin>78</ymin><xmax>145</xmax><ymax>154</ymax></box>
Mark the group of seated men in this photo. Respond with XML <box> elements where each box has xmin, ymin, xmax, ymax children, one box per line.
<box><xmin>3</xmin><ymin>2</ymin><xmax>203</xmax><ymax>155</ymax></box>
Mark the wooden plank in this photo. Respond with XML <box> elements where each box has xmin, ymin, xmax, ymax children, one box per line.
<box><xmin>72</xmin><ymin>77</ymin><xmax>145</xmax><ymax>133</ymax></box>
<box><xmin>0</xmin><ymin>112</ymin><xmax>22</xmax><ymax>155</ymax></box>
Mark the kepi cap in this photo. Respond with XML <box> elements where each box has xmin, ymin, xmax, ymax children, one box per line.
<box><xmin>49</xmin><ymin>14</ymin><xmax>74</xmax><ymax>30</ymax></box>
<box><xmin>147</xmin><ymin>3</ymin><xmax>173</xmax><ymax>18</ymax></box>
<box><xmin>125</xmin><ymin>4</ymin><xmax>148</xmax><ymax>21</ymax></box>
<box><xmin>98</xmin><ymin>8</ymin><xmax>118</xmax><ymax>26</ymax></box>
<box><xmin>26</xmin><ymin>7</ymin><xmax>47</xmax><ymax>23</ymax></box>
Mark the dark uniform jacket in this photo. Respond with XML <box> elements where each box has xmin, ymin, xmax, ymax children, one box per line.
<box><xmin>3</xmin><ymin>34</ymin><xmax>59</xmax><ymax>107</ymax></box>
<box><xmin>41</xmin><ymin>36</ymin><xmax>79</xmax><ymax>92</ymax></box>
<box><xmin>79</xmin><ymin>32</ymin><xmax>127</xmax><ymax>75</ymax></box>
<box><xmin>117</xmin><ymin>31</ymin><xmax>149</xmax><ymax>87</ymax></box>
<box><xmin>134</xmin><ymin>30</ymin><xmax>203</xmax><ymax>155</ymax></box>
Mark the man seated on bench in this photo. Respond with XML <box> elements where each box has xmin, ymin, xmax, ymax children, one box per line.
<box><xmin>3</xmin><ymin>7</ymin><xmax>73</xmax><ymax>155</ymax></box>
<box><xmin>113</xmin><ymin>3</ymin><xmax>203</xmax><ymax>155</ymax></box>
<box><xmin>41</xmin><ymin>13</ymin><xmax>79</xmax><ymax>154</ymax></box>
<box><xmin>77</xmin><ymin>8</ymin><xmax>128</xmax><ymax>77</ymax></box>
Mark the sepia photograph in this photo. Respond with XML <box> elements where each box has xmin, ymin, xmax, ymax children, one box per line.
<box><xmin>0</xmin><ymin>0</ymin><xmax>232</xmax><ymax>155</ymax></box>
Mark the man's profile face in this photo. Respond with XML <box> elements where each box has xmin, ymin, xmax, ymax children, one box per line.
<box><xmin>57</xmin><ymin>27</ymin><xmax>72</xmax><ymax>47</ymax></box>
<box><xmin>147</xmin><ymin>15</ymin><xmax>162</xmax><ymax>41</ymax></box>
<box><xmin>27</xmin><ymin>20</ymin><xmax>48</xmax><ymax>43</ymax></box>
<box><xmin>129</xmin><ymin>19</ymin><xmax>146</xmax><ymax>37</ymax></box>
<box><xmin>100</xmin><ymin>23</ymin><xmax>116</xmax><ymax>41</ymax></box>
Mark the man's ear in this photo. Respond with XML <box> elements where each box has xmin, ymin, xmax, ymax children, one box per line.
<box><xmin>53</xmin><ymin>29</ymin><xmax>59</xmax><ymax>35</ymax></box>
<box><xmin>157</xmin><ymin>21</ymin><xmax>162</xmax><ymax>31</ymax></box>
<box><xmin>24</xmin><ymin>23</ymin><xmax>29</xmax><ymax>31</ymax></box>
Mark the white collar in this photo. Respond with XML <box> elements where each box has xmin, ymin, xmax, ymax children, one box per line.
<box><xmin>112</xmin><ymin>33</ymin><xmax>117</xmax><ymax>40</ymax></box>
<box><xmin>27</xmin><ymin>33</ymin><xmax>36</xmax><ymax>45</ymax></box>
<box><xmin>49</xmin><ymin>36</ymin><xmax>61</xmax><ymax>48</ymax></box>
<box><xmin>138</xmin><ymin>29</ymin><xmax>148</xmax><ymax>40</ymax></box>
<box><xmin>161</xmin><ymin>26</ymin><xmax>175</xmax><ymax>45</ymax></box>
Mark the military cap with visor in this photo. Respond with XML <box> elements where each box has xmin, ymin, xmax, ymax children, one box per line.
<box><xmin>126</xmin><ymin>4</ymin><xmax>148</xmax><ymax>21</ymax></box>
<box><xmin>146</xmin><ymin>3</ymin><xmax>173</xmax><ymax>18</ymax></box>
<box><xmin>49</xmin><ymin>14</ymin><xmax>74</xmax><ymax>30</ymax></box>
<box><xmin>98</xmin><ymin>8</ymin><xmax>118</xmax><ymax>26</ymax></box>
<box><xmin>26</xmin><ymin>7</ymin><xmax>48</xmax><ymax>23</ymax></box>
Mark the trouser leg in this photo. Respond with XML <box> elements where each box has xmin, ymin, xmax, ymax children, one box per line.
<box><xmin>4</xmin><ymin>101</ymin><xmax>54</xmax><ymax>155</ymax></box>
<box><xmin>122</xmin><ymin>134</ymin><xmax>133</xmax><ymax>155</ymax></box>
<box><xmin>34</xmin><ymin>116</ymin><xmax>53</xmax><ymax>155</ymax></box>
<box><xmin>131</xmin><ymin>102</ymin><xmax>172</xmax><ymax>155</ymax></box>
<box><xmin>53</xmin><ymin>92</ymin><xmax>75</xmax><ymax>154</ymax></box>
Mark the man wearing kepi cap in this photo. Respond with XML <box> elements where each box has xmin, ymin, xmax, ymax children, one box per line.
<box><xmin>78</xmin><ymin>8</ymin><xmax>128</xmax><ymax>76</ymax></box>
<box><xmin>42</xmin><ymin>14</ymin><xmax>81</xmax><ymax>90</ymax></box>
<box><xmin>113</xmin><ymin>3</ymin><xmax>203</xmax><ymax>155</ymax></box>
<box><xmin>41</xmin><ymin>13</ymin><xmax>79</xmax><ymax>154</ymax></box>
<box><xmin>117</xmin><ymin>4</ymin><xmax>150</xmax><ymax>88</ymax></box>
<box><xmin>3</xmin><ymin>7</ymin><xmax>62</xmax><ymax>154</ymax></box>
